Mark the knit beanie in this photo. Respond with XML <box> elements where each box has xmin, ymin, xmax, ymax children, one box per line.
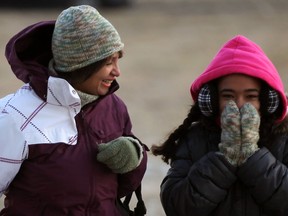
<box><xmin>50</xmin><ymin>5</ymin><xmax>124</xmax><ymax>72</ymax></box>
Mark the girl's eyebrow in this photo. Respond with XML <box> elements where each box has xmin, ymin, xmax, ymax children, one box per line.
<box><xmin>219</xmin><ymin>89</ymin><xmax>234</xmax><ymax>93</ymax></box>
<box><xmin>245</xmin><ymin>89</ymin><xmax>260</xmax><ymax>93</ymax></box>
<box><xmin>219</xmin><ymin>89</ymin><xmax>260</xmax><ymax>93</ymax></box>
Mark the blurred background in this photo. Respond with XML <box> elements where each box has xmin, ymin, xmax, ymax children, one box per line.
<box><xmin>0</xmin><ymin>0</ymin><xmax>287</xmax><ymax>215</ymax></box>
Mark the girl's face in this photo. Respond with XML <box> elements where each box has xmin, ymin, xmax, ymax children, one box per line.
<box><xmin>218</xmin><ymin>74</ymin><xmax>261</xmax><ymax>113</ymax></box>
<box><xmin>74</xmin><ymin>52</ymin><xmax>121</xmax><ymax>96</ymax></box>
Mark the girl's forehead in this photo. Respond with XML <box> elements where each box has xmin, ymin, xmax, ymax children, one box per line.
<box><xmin>218</xmin><ymin>74</ymin><xmax>261</xmax><ymax>89</ymax></box>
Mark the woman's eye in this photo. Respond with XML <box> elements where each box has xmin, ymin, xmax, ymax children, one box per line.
<box><xmin>106</xmin><ymin>58</ymin><xmax>118</xmax><ymax>66</ymax></box>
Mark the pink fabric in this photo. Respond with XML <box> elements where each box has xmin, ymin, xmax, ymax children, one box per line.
<box><xmin>190</xmin><ymin>35</ymin><xmax>287</xmax><ymax>121</ymax></box>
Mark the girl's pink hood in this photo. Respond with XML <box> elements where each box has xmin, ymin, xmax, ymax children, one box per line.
<box><xmin>190</xmin><ymin>35</ymin><xmax>287</xmax><ymax>122</ymax></box>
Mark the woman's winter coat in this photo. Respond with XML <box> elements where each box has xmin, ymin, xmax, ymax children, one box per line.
<box><xmin>0</xmin><ymin>21</ymin><xmax>147</xmax><ymax>215</ymax></box>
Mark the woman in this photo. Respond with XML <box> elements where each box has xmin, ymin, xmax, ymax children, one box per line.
<box><xmin>0</xmin><ymin>5</ymin><xmax>147</xmax><ymax>215</ymax></box>
<box><xmin>152</xmin><ymin>35</ymin><xmax>288</xmax><ymax>216</ymax></box>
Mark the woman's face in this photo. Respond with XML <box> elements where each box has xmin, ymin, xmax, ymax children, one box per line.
<box><xmin>218</xmin><ymin>74</ymin><xmax>261</xmax><ymax>113</ymax></box>
<box><xmin>73</xmin><ymin>52</ymin><xmax>121</xmax><ymax>96</ymax></box>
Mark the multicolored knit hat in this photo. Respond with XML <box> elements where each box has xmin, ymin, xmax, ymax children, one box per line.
<box><xmin>50</xmin><ymin>5</ymin><xmax>124</xmax><ymax>72</ymax></box>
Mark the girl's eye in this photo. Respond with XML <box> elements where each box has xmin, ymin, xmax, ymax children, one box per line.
<box><xmin>221</xmin><ymin>94</ymin><xmax>234</xmax><ymax>99</ymax></box>
<box><xmin>247</xmin><ymin>94</ymin><xmax>259</xmax><ymax>99</ymax></box>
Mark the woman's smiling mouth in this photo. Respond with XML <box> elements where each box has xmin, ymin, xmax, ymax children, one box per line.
<box><xmin>102</xmin><ymin>79</ymin><xmax>113</xmax><ymax>87</ymax></box>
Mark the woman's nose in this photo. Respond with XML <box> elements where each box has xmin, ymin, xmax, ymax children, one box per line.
<box><xmin>111</xmin><ymin>65</ymin><xmax>121</xmax><ymax>77</ymax></box>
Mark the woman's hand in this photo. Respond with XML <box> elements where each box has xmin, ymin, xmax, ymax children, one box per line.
<box><xmin>97</xmin><ymin>136</ymin><xmax>140</xmax><ymax>174</ymax></box>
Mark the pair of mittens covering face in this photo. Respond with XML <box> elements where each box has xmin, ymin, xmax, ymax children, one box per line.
<box><xmin>219</xmin><ymin>100</ymin><xmax>260</xmax><ymax>166</ymax></box>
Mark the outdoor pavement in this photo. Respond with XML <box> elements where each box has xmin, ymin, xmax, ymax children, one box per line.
<box><xmin>0</xmin><ymin>0</ymin><xmax>288</xmax><ymax>215</ymax></box>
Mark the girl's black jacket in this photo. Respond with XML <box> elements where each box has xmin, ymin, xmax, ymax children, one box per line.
<box><xmin>161</xmin><ymin>117</ymin><xmax>288</xmax><ymax>216</ymax></box>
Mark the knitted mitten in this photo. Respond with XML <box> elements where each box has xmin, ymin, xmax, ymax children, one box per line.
<box><xmin>238</xmin><ymin>103</ymin><xmax>260</xmax><ymax>165</ymax></box>
<box><xmin>219</xmin><ymin>100</ymin><xmax>241</xmax><ymax>166</ymax></box>
<box><xmin>97</xmin><ymin>136</ymin><xmax>141</xmax><ymax>174</ymax></box>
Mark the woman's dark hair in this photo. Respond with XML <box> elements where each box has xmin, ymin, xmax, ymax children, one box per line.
<box><xmin>56</xmin><ymin>51</ymin><xmax>123</xmax><ymax>85</ymax></box>
<box><xmin>151</xmin><ymin>79</ymin><xmax>284</xmax><ymax>164</ymax></box>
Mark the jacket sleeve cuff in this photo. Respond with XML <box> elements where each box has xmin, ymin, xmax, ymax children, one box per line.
<box><xmin>125</xmin><ymin>136</ymin><xmax>144</xmax><ymax>166</ymax></box>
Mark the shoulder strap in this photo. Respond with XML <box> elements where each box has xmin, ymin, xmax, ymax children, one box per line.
<box><xmin>123</xmin><ymin>184</ymin><xmax>147</xmax><ymax>216</ymax></box>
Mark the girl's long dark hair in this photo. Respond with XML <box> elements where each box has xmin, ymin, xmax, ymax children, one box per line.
<box><xmin>151</xmin><ymin>101</ymin><xmax>218</xmax><ymax>164</ymax></box>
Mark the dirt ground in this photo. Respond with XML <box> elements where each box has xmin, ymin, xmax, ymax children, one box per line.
<box><xmin>0</xmin><ymin>0</ymin><xmax>288</xmax><ymax>215</ymax></box>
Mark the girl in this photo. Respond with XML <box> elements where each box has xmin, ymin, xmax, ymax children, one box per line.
<box><xmin>152</xmin><ymin>35</ymin><xmax>288</xmax><ymax>216</ymax></box>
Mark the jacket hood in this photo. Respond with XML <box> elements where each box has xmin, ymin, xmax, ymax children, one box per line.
<box><xmin>190</xmin><ymin>35</ymin><xmax>287</xmax><ymax>122</ymax></box>
<box><xmin>5</xmin><ymin>21</ymin><xmax>55</xmax><ymax>100</ymax></box>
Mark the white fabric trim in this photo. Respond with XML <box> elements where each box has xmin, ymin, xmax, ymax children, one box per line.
<box><xmin>1</xmin><ymin>77</ymin><xmax>81</xmax><ymax>145</ymax></box>
<box><xmin>0</xmin><ymin>77</ymin><xmax>81</xmax><ymax>196</ymax></box>
<box><xmin>0</xmin><ymin>113</ymin><xmax>27</xmax><ymax>197</ymax></box>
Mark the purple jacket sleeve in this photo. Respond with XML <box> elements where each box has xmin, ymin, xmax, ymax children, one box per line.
<box><xmin>116</xmin><ymin>103</ymin><xmax>148</xmax><ymax>198</ymax></box>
